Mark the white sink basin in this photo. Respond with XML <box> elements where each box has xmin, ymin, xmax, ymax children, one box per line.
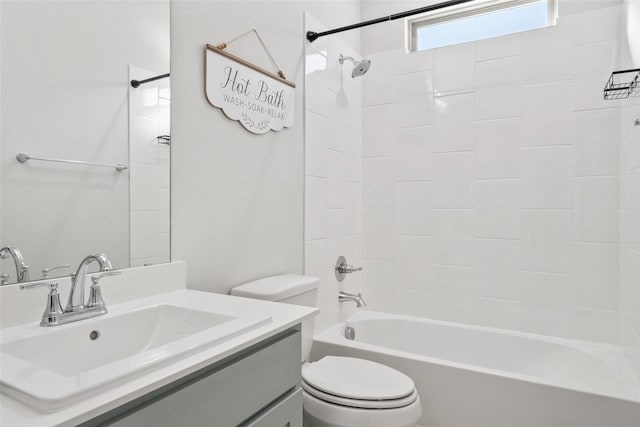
<box><xmin>0</xmin><ymin>304</ymin><xmax>271</xmax><ymax>412</ymax></box>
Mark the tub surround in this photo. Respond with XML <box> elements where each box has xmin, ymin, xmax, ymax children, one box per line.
<box><xmin>0</xmin><ymin>262</ymin><xmax>317</xmax><ymax>426</ymax></box>
<box><xmin>358</xmin><ymin>4</ymin><xmax>625</xmax><ymax>344</ymax></box>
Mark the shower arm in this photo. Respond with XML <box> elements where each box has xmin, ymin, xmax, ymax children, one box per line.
<box><xmin>339</xmin><ymin>55</ymin><xmax>357</xmax><ymax>66</ymax></box>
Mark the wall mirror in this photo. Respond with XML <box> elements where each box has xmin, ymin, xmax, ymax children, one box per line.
<box><xmin>0</xmin><ymin>1</ymin><xmax>171</xmax><ymax>285</ymax></box>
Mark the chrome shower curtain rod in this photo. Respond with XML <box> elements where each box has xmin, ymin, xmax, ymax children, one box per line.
<box><xmin>306</xmin><ymin>0</ymin><xmax>475</xmax><ymax>43</ymax></box>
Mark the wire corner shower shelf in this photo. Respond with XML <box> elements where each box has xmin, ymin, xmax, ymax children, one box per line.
<box><xmin>604</xmin><ymin>68</ymin><xmax>640</xmax><ymax>100</ymax></box>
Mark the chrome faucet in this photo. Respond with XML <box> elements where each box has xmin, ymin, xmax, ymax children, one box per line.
<box><xmin>0</xmin><ymin>246</ymin><xmax>30</xmax><ymax>283</ymax></box>
<box><xmin>20</xmin><ymin>253</ymin><xmax>120</xmax><ymax>326</ymax></box>
<box><xmin>67</xmin><ymin>253</ymin><xmax>113</xmax><ymax>312</ymax></box>
<box><xmin>338</xmin><ymin>291</ymin><xmax>367</xmax><ymax>308</ymax></box>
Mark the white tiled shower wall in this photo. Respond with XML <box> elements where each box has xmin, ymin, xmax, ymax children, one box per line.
<box><xmin>304</xmin><ymin>14</ymin><xmax>364</xmax><ymax>333</ymax></box>
<box><xmin>619</xmin><ymin>0</ymin><xmax>640</xmax><ymax>378</ymax></box>
<box><xmin>360</xmin><ymin>6</ymin><xmax>624</xmax><ymax>344</ymax></box>
<box><xmin>129</xmin><ymin>66</ymin><xmax>171</xmax><ymax>267</ymax></box>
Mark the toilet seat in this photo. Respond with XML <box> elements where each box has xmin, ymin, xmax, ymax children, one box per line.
<box><xmin>302</xmin><ymin>380</ymin><xmax>419</xmax><ymax>409</ymax></box>
<box><xmin>302</xmin><ymin>356</ymin><xmax>417</xmax><ymax>409</ymax></box>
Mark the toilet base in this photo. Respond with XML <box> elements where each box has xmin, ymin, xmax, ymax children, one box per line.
<box><xmin>302</xmin><ymin>389</ymin><xmax>422</xmax><ymax>427</ymax></box>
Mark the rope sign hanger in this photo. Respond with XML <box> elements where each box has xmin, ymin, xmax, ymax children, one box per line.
<box><xmin>214</xmin><ymin>29</ymin><xmax>293</xmax><ymax>84</ymax></box>
<box><xmin>205</xmin><ymin>29</ymin><xmax>296</xmax><ymax>134</ymax></box>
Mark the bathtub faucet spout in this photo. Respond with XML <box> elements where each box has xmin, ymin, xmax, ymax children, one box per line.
<box><xmin>338</xmin><ymin>291</ymin><xmax>366</xmax><ymax>308</ymax></box>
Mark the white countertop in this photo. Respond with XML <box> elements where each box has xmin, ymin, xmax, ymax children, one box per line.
<box><xmin>0</xmin><ymin>289</ymin><xmax>317</xmax><ymax>427</ymax></box>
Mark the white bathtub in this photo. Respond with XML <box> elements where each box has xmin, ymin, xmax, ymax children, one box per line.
<box><xmin>310</xmin><ymin>311</ymin><xmax>640</xmax><ymax>427</ymax></box>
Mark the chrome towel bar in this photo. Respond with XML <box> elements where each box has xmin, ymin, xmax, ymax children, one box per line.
<box><xmin>16</xmin><ymin>153</ymin><xmax>128</xmax><ymax>172</ymax></box>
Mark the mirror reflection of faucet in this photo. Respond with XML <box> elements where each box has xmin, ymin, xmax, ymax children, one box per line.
<box><xmin>41</xmin><ymin>264</ymin><xmax>71</xmax><ymax>279</ymax></box>
<box><xmin>0</xmin><ymin>246</ymin><xmax>30</xmax><ymax>284</ymax></box>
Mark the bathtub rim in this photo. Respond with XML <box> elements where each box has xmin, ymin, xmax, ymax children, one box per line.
<box><xmin>312</xmin><ymin>310</ymin><xmax>640</xmax><ymax>405</ymax></box>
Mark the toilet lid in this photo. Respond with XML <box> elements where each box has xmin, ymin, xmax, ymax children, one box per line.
<box><xmin>302</xmin><ymin>356</ymin><xmax>415</xmax><ymax>401</ymax></box>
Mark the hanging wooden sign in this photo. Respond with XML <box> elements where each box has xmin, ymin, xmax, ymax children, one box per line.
<box><xmin>205</xmin><ymin>43</ymin><xmax>296</xmax><ymax>134</ymax></box>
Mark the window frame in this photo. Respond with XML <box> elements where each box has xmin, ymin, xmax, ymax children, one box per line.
<box><xmin>407</xmin><ymin>0</ymin><xmax>558</xmax><ymax>52</ymax></box>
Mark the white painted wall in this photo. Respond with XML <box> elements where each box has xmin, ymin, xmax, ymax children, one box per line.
<box><xmin>358</xmin><ymin>4</ymin><xmax>624</xmax><ymax>343</ymax></box>
<box><xmin>619</xmin><ymin>0</ymin><xmax>640</xmax><ymax>378</ymax></box>
<box><xmin>304</xmin><ymin>13</ymin><xmax>364</xmax><ymax>333</ymax></box>
<box><xmin>171</xmin><ymin>1</ymin><xmax>360</xmax><ymax>294</ymax></box>
<box><xmin>0</xmin><ymin>1</ymin><xmax>169</xmax><ymax>281</ymax></box>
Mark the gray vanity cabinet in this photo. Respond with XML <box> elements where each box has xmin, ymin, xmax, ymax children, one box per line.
<box><xmin>243</xmin><ymin>388</ymin><xmax>302</xmax><ymax>427</ymax></box>
<box><xmin>85</xmin><ymin>328</ymin><xmax>302</xmax><ymax>427</ymax></box>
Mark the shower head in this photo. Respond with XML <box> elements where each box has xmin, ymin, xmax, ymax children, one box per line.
<box><xmin>339</xmin><ymin>54</ymin><xmax>371</xmax><ymax>78</ymax></box>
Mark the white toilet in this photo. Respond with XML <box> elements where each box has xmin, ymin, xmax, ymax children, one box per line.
<box><xmin>230</xmin><ymin>274</ymin><xmax>422</xmax><ymax>427</ymax></box>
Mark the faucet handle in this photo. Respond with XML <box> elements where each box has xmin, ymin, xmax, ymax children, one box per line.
<box><xmin>20</xmin><ymin>281</ymin><xmax>64</xmax><ymax>326</ymax></box>
<box><xmin>90</xmin><ymin>270</ymin><xmax>121</xmax><ymax>285</ymax></box>
<box><xmin>87</xmin><ymin>270</ymin><xmax>120</xmax><ymax>310</ymax></box>
<box><xmin>336</xmin><ymin>263</ymin><xmax>363</xmax><ymax>275</ymax></box>
<box><xmin>0</xmin><ymin>274</ymin><xmax>9</xmax><ymax>286</ymax></box>
<box><xmin>335</xmin><ymin>256</ymin><xmax>363</xmax><ymax>282</ymax></box>
<box><xmin>41</xmin><ymin>264</ymin><xmax>71</xmax><ymax>279</ymax></box>
<box><xmin>20</xmin><ymin>280</ymin><xmax>59</xmax><ymax>292</ymax></box>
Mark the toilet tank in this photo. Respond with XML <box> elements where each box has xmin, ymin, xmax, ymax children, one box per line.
<box><xmin>230</xmin><ymin>274</ymin><xmax>319</xmax><ymax>306</ymax></box>
<box><xmin>230</xmin><ymin>274</ymin><xmax>319</xmax><ymax>362</ymax></box>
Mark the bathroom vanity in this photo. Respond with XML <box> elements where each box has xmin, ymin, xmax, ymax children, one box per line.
<box><xmin>88</xmin><ymin>329</ymin><xmax>302</xmax><ymax>427</ymax></box>
<box><xmin>0</xmin><ymin>262</ymin><xmax>317</xmax><ymax>427</ymax></box>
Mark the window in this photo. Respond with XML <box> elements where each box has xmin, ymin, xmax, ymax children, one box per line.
<box><xmin>409</xmin><ymin>0</ymin><xmax>557</xmax><ymax>51</ymax></box>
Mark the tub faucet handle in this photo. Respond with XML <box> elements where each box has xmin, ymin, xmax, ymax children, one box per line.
<box><xmin>335</xmin><ymin>256</ymin><xmax>363</xmax><ymax>282</ymax></box>
<box><xmin>340</xmin><ymin>265</ymin><xmax>362</xmax><ymax>274</ymax></box>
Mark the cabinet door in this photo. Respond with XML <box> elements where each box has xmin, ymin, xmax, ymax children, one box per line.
<box><xmin>101</xmin><ymin>330</ymin><xmax>301</xmax><ymax>427</ymax></box>
<box><xmin>243</xmin><ymin>388</ymin><xmax>302</xmax><ymax>427</ymax></box>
